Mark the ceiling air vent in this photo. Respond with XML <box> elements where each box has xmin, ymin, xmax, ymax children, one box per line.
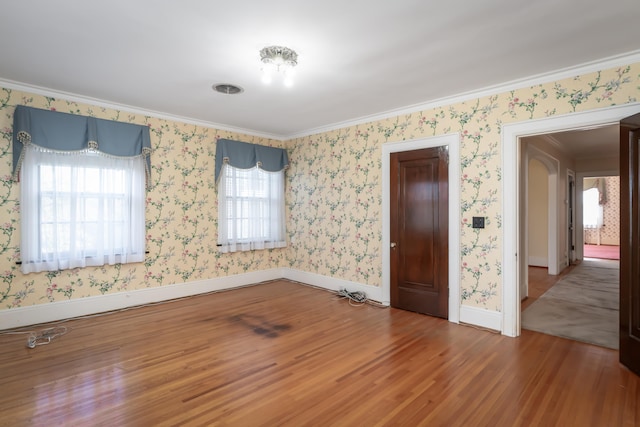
<box><xmin>212</xmin><ymin>83</ymin><xmax>244</xmax><ymax>95</ymax></box>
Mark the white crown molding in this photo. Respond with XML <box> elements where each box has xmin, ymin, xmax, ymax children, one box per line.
<box><xmin>2</xmin><ymin>50</ymin><xmax>639</xmax><ymax>142</ymax></box>
<box><xmin>540</xmin><ymin>134</ymin><xmax>568</xmax><ymax>154</ymax></box>
<box><xmin>286</xmin><ymin>49</ymin><xmax>640</xmax><ymax>140</ymax></box>
<box><xmin>0</xmin><ymin>78</ymin><xmax>284</xmax><ymax>142</ymax></box>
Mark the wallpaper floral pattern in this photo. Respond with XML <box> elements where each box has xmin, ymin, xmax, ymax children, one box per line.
<box><xmin>0</xmin><ymin>91</ymin><xmax>287</xmax><ymax>308</ymax></box>
<box><xmin>286</xmin><ymin>64</ymin><xmax>638</xmax><ymax>311</ymax></box>
<box><xmin>584</xmin><ymin>176</ymin><xmax>620</xmax><ymax>246</ymax></box>
<box><xmin>0</xmin><ymin>63</ymin><xmax>638</xmax><ymax>315</ymax></box>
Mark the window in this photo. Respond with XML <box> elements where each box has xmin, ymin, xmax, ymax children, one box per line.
<box><xmin>20</xmin><ymin>144</ymin><xmax>146</xmax><ymax>273</ymax></box>
<box><xmin>214</xmin><ymin>138</ymin><xmax>288</xmax><ymax>253</ymax></box>
<box><xmin>12</xmin><ymin>106</ymin><xmax>151</xmax><ymax>274</ymax></box>
<box><xmin>217</xmin><ymin>164</ymin><xmax>286</xmax><ymax>253</ymax></box>
<box><xmin>583</xmin><ymin>187</ymin><xmax>603</xmax><ymax>229</ymax></box>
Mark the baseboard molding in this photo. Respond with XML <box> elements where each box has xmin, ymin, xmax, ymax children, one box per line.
<box><xmin>2</xmin><ymin>268</ymin><xmax>502</xmax><ymax>333</ymax></box>
<box><xmin>528</xmin><ymin>256</ymin><xmax>548</xmax><ymax>267</ymax></box>
<box><xmin>0</xmin><ymin>268</ymin><xmax>284</xmax><ymax>330</ymax></box>
<box><xmin>459</xmin><ymin>305</ymin><xmax>502</xmax><ymax>332</ymax></box>
<box><xmin>282</xmin><ymin>268</ymin><xmax>386</xmax><ymax>304</ymax></box>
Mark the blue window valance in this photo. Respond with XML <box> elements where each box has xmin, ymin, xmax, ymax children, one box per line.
<box><xmin>12</xmin><ymin>105</ymin><xmax>152</xmax><ymax>186</ymax></box>
<box><xmin>215</xmin><ymin>138</ymin><xmax>289</xmax><ymax>182</ymax></box>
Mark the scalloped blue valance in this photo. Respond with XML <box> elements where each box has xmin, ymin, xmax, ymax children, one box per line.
<box><xmin>215</xmin><ymin>138</ymin><xmax>289</xmax><ymax>181</ymax></box>
<box><xmin>12</xmin><ymin>105</ymin><xmax>152</xmax><ymax>184</ymax></box>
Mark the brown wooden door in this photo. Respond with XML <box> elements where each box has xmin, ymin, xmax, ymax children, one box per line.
<box><xmin>390</xmin><ymin>147</ymin><xmax>448</xmax><ymax>318</ymax></box>
<box><xmin>620</xmin><ymin>113</ymin><xmax>640</xmax><ymax>375</ymax></box>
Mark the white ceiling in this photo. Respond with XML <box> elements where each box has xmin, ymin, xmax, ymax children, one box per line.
<box><xmin>1</xmin><ymin>0</ymin><xmax>639</xmax><ymax>139</ymax></box>
<box><xmin>547</xmin><ymin>125</ymin><xmax>619</xmax><ymax>160</ymax></box>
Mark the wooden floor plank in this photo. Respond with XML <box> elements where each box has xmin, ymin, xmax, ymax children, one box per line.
<box><xmin>0</xmin><ymin>280</ymin><xmax>638</xmax><ymax>426</ymax></box>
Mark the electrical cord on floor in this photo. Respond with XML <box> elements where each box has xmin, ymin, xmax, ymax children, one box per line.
<box><xmin>337</xmin><ymin>288</ymin><xmax>368</xmax><ymax>306</ymax></box>
<box><xmin>0</xmin><ymin>284</ymin><xmax>261</xmax><ymax>350</ymax></box>
<box><xmin>3</xmin><ymin>326</ymin><xmax>69</xmax><ymax>349</ymax></box>
<box><xmin>28</xmin><ymin>326</ymin><xmax>68</xmax><ymax>348</ymax></box>
<box><xmin>0</xmin><ymin>280</ymin><xmax>381</xmax><ymax>350</ymax></box>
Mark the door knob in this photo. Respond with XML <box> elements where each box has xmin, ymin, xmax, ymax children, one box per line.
<box><xmin>390</xmin><ymin>242</ymin><xmax>397</xmax><ymax>248</ymax></box>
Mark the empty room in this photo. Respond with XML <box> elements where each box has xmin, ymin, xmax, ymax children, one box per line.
<box><xmin>1</xmin><ymin>1</ymin><xmax>640</xmax><ymax>425</ymax></box>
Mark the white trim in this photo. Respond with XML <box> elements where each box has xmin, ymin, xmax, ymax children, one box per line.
<box><xmin>526</xmin><ymin>145</ymin><xmax>560</xmax><ymax>275</ymax></box>
<box><xmin>459</xmin><ymin>306</ymin><xmax>502</xmax><ymax>332</ymax></box>
<box><xmin>502</xmin><ymin>102</ymin><xmax>640</xmax><ymax>337</ymax></box>
<box><xmin>282</xmin><ymin>269</ymin><xmax>385</xmax><ymax>303</ymax></box>
<box><xmin>0</xmin><ymin>78</ymin><xmax>283</xmax><ymax>142</ymax></box>
<box><xmin>527</xmin><ymin>256</ymin><xmax>548</xmax><ymax>267</ymax></box>
<box><xmin>3</xmin><ymin>51</ymin><xmax>640</xmax><ymax>142</ymax></box>
<box><xmin>0</xmin><ymin>268</ymin><xmax>387</xmax><ymax>330</ymax></box>
<box><xmin>381</xmin><ymin>133</ymin><xmax>461</xmax><ymax>324</ymax></box>
<box><xmin>0</xmin><ymin>268</ymin><xmax>284</xmax><ymax>330</ymax></box>
<box><xmin>567</xmin><ymin>169</ymin><xmax>576</xmax><ymax>266</ymax></box>
<box><xmin>288</xmin><ymin>50</ymin><xmax>640</xmax><ymax>139</ymax></box>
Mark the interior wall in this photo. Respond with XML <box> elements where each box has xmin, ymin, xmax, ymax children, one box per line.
<box><xmin>0</xmin><ymin>90</ymin><xmax>287</xmax><ymax>310</ymax></box>
<box><xmin>527</xmin><ymin>158</ymin><xmax>549</xmax><ymax>266</ymax></box>
<box><xmin>0</xmin><ymin>61</ymin><xmax>638</xmax><ymax>319</ymax></box>
<box><xmin>584</xmin><ymin>176</ymin><xmax>620</xmax><ymax>246</ymax></box>
<box><xmin>576</xmin><ymin>156</ymin><xmax>619</xmax><ymax>174</ymax></box>
<box><xmin>287</xmin><ymin>63</ymin><xmax>638</xmax><ymax>313</ymax></box>
<box><xmin>518</xmin><ymin>135</ymin><xmax>577</xmax><ymax>275</ymax></box>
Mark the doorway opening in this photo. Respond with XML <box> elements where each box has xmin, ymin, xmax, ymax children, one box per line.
<box><xmin>502</xmin><ymin>103</ymin><xmax>640</xmax><ymax>337</ymax></box>
<box><xmin>520</xmin><ymin>133</ymin><xmax>620</xmax><ymax>349</ymax></box>
<box><xmin>582</xmin><ymin>175</ymin><xmax>621</xmax><ymax>261</ymax></box>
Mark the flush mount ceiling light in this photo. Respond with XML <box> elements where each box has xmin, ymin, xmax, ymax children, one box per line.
<box><xmin>260</xmin><ymin>45</ymin><xmax>298</xmax><ymax>87</ymax></box>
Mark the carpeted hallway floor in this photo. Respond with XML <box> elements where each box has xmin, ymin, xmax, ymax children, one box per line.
<box><xmin>522</xmin><ymin>259</ymin><xmax>619</xmax><ymax>349</ymax></box>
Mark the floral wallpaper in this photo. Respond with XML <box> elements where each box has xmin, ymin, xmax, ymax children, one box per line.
<box><xmin>0</xmin><ymin>91</ymin><xmax>287</xmax><ymax>308</ymax></box>
<box><xmin>584</xmin><ymin>176</ymin><xmax>620</xmax><ymax>246</ymax></box>
<box><xmin>286</xmin><ymin>64</ymin><xmax>639</xmax><ymax>311</ymax></box>
<box><xmin>0</xmin><ymin>62</ymin><xmax>638</xmax><ymax>316</ymax></box>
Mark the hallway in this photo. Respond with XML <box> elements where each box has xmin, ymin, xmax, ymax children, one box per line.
<box><xmin>523</xmin><ymin>259</ymin><xmax>619</xmax><ymax>349</ymax></box>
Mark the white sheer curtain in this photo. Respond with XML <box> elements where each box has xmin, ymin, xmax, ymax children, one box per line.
<box><xmin>20</xmin><ymin>144</ymin><xmax>146</xmax><ymax>273</ymax></box>
<box><xmin>217</xmin><ymin>164</ymin><xmax>286</xmax><ymax>253</ymax></box>
<box><xmin>583</xmin><ymin>187</ymin><xmax>604</xmax><ymax>229</ymax></box>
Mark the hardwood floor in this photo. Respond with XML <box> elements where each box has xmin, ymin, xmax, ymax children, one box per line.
<box><xmin>1</xmin><ymin>280</ymin><xmax>638</xmax><ymax>426</ymax></box>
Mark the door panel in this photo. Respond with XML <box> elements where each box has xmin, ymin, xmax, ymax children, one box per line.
<box><xmin>390</xmin><ymin>147</ymin><xmax>448</xmax><ymax>318</ymax></box>
<box><xmin>620</xmin><ymin>113</ymin><xmax>640</xmax><ymax>376</ymax></box>
<box><xmin>568</xmin><ymin>174</ymin><xmax>575</xmax><ymax>264</ymax></box>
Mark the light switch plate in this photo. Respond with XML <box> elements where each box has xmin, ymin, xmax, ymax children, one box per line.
<box><xmin>472</xmin><ymin>216</ymin><xmax>485</xmax><ymax>229</ymax></box>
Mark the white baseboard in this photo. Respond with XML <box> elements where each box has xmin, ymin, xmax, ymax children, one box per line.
<box><xmin>0</xmin><ymin>268</ymin><xmax>284</xmax><ymax>330</ymax></box>
<box><xmin>459</xmin><ymin>305</ymin><xmax>502</xmax><ymax>332</ymax></box>
<box><xmin>282</xmin><ymin>268</ymin><xmax>386</xmax><ymax>304</ymax></box>
<box><xmin>528</xmin><ymin>256</ymin><xmax>548</xmax><ymax>267</ymax></box>
<box><xmin>1</xmin><ymin>268</ymin><xmax>501</xmax><ymax>334</ymax></box>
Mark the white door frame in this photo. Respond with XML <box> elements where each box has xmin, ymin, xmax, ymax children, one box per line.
<box><xmin>567</xmin><ymin>169</ymin><xmax>576</xmax><ymax>265</ymax></box>
<box><xmin>521</xmin><ymin>146</ymin><xmax>560</xmax><ymax>300</ymax></box>
<box><xmin>525</xmin><ymin>145</ymin><xmax>560</xmax><ymax>275</ymax></box>
<box><xmin>502</xmin><ymin>103</ymin><xmax>640</xmax><ymax>337</ymax></box>
<box><xmin>382</xmin><ymin>133</ymin><xmax>461</xmax><ymax>323</ymax></box>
